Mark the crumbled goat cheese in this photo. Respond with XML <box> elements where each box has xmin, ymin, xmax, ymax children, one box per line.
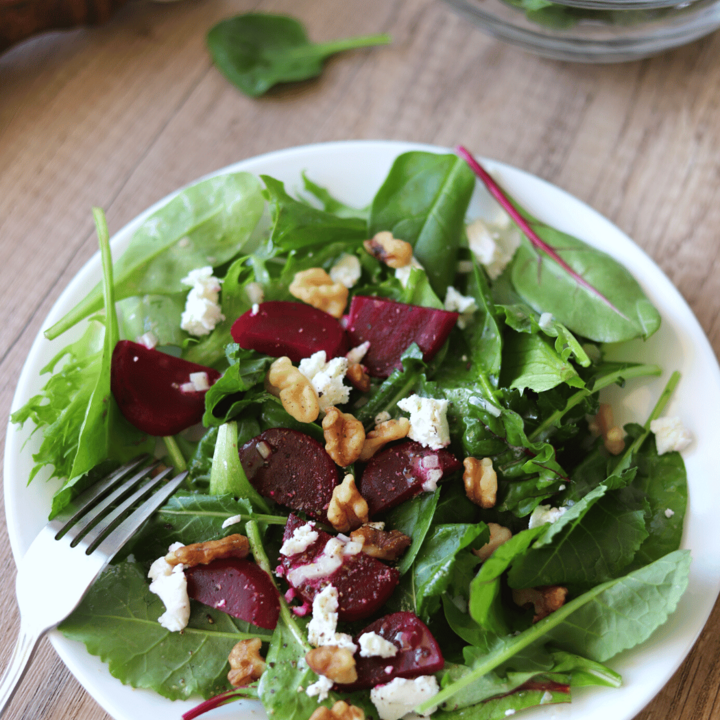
<box><xmin>245</xmin><ymin>281</ymin><xmax>264</xmax><ymax>305</ymax></box>
<box><xmin>359</xmin><ymin>632</ymin><xmax>398</xmax><ymax>658</ymax></box>
<box><xmin>330</xmin><ymin>254</ymin><xmax>362</xmax><ymax>288</ymax></box>
<box><xmin>397</xmin><ymin>394</ymin><xmax>450</xmax><ymax>450</ymax></box>
<box><xmin>190</xmin><ymin>371</ymin><xmax>209</xmax><ymax>391</ymax></box>
<box><xmin>306</xmin><ymin>674</ymin><xmax>333</xmax><ymax>702</ymax></box>
<box><xmin>505</xmin><ymin>710</ymin><xmax>517</xmax><ymax>717</ymax></box>
<box><xmin>137</xmin><ymin>331</ymin><xmax>158</xmax><ymax>349</ymax></box>
<box><xmin>180</xmin><ymin>266</ymin><xmax>225</xmax><ymax>336</ymax></box>
<box><xmin>444</xmin><ymin>286</ymin><xmax>478</xmax><ymax>329</ymax></box>
<box><xmin>395</xmin><ymin>256</ymin><xmax>424</xmax><ymax>289</ymax></box>
<box><xmin>538</xmin><ymin>312</ymin><xmax>554</xmax><ymax>329</ymax></box>
<box><xmin>528</xmin><ymin>505</ymin><xmax>567</xmax><ymax>529</ymax></box>
<box><xmin>221</xmin><ymin>514</ymin><xmax>243</xmax><ymax>529</ymax></box>
<box><xmin>650</xmin><ymin>416</ymin><xmax>693</xmax><ymax>455</ymax></box>
<box><xmin>347</xmin><ymin>341</ymin><xmax>371</xmax><ymax>365</ymax></box>
<box><xmin>148</xmin><ymin>542</ymin><xmax>190</xmax><ymax>632</ymax></box>
<box><xmin>367</xmin><ymin>521</ymin><xmax>385</xmax><ymax>530</ymax></box>
<box><xmin>280</xmin><ymin>522</ymin><xmax>319</xmax><ymax>556</ymax></box>
<box><xmin>375</xmin><ymin>411</ymin><xmax>391</xmax><ymax>425</ymax></box>
<box><xmin>298</xmin><ymin>351</ymin><xmax>351</xmax><ymax>412</ymax></box>
<box><xmin>251</xmin><ymin>303</ymin><xmax>260</xmax><ymax>315</ymax></box>
<box><xmin>665</xmin><ymin>508</ymin><xmax>675</xmax><ymax>518</ymax></box>
<box><xmin>306</xmin><ymin>585</ymin><xmax>357</xmax><ymax>652</ymax></box>
<box><xmin>370</xmin><ymin>676</ymin><xmax>440</xmax><ymax>720</ymax></box>
<box><xmin>287</xmin><ymin>538</ymin><xmax>346</xmax><ymax>586</ymax></box>
<box><xmin>466</xmin><ymin>217</ymin><xmax>521</xmax><ymax>280</ymax></box>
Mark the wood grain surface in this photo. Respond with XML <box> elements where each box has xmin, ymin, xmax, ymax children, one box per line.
<box><xmin>2</xmin><ymin>1</ymin><xmax>720</xmax><ymax>718</ymax></box>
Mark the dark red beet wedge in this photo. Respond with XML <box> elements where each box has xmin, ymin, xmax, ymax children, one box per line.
<box><xmin>231</xmin><ymin>301</ymin><xmax>348</xmax><ymax>363</ymax></box>
<box><xmin>345</xmin><ymin>296</ymin><xmax>458</xmax><ymax>377</ymax></box>
<box><xmin>359</xmin><ymin>440</ymin><xmax>462</xmax><ymax>516</ymax></box>
<box><xmin>341</xmin><ymin>612</ymin><xmax>444</xmax><ymax>690</ymax></box>
<box><xmin>185</xmin><ymin>558</ymin><xmax>280</xmax><ymax>630</ymax></box>
<box><xmin>111</xmin><ymin>340</ymin><xmax>221</xmax><ymax>436</ymax></box>
<box><xmin>239</xmin><ymin>429</ymin><xmax>339</xmax><ymax>518</ymax></box>
<box><xmin>280</xmin><ymin>515</ymin><xmax>399</xmax><ymax>622</ymax></box>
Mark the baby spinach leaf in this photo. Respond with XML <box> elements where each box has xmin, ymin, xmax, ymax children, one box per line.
<box><xmin>436</xmin><ymin>686</ymin><xmax>571</xmax><ymax>719</ymax></box>
<box><xmin>385</xmin><ymin>491</ymin><xmax>440</xmax><ymax>575</ymax></box>
<box><xmin>301</xmin><ymin>173</ymin><xmax>368</xmax><ymax>220</ymax></box>
<box><xmin>414</xmin><ymin>523</ymin><xmax>488</xmax><ymax>620</ymax></box>
<box><xmin>464</xmin><ymin>259</ymin><xmax>503</xmax><ymax>380</ymax></box>
<box><xmin>422</xmin><ymin>550</ymin><xmax>690</xmax><ymax>712</ymax></box>
<box><xmin>46</xmin><ymin>173</ymin><xmax>265</xmax><ymax>339</ymax></box>
<box><xmin>117</xmin><ymin>293</ymin><xmax>187</xmax><ymax>347</ymax></box>
<box><xmin>500</xmin><ymin>331</ymin><xmax>584</xmax><ymax>393</ymax></box>
<box><xmin>369</xmin><ymin>152</ymin><xmax>475</xmax><ymax>296</ymax></box>
<box><xmin>263</xmin><ymin>175</ymin><xmax>367</xmax><ymax>253</ymax></box>
<box><xmin>400</xmin><ymin>267</ymin><xmax>444</xmax><ymax>309</ymax></box>
<box><xmin>206</xmin><ymin>13</ymin><xmax>391</xmax><ymax>98</ymax></box>
<box><xmin>209</xmin><ymin>422</ymin><xmax>272</xmax><ymax>513</ymax></box>
<box><xmin>59</xmin><ymin>562</ymin><xmax>271</xmax><ymax>700</ymax></box>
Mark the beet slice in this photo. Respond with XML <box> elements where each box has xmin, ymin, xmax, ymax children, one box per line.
<box><xmin>231</xmin><ymin>301</ymin><xmax>348</xmax><ymax>363</ymax></box>
<box><xmin>345</xmin><ymin>296</ymin><xmax>458</xmax><ymax>377</ymax></box>
<box><xmin>185</xmin><ymin>558</ymin><xmax>280</xmax><ymax>630</ymax></box>
<box><xmin>341</xmin><ymin>612</ymin><xmax>444</xmax><ymax>690</ymax></box>
<box><xmin>111</xmin><ymin>340</ymin><xmax>221</xmax><ymax>436</ymax></box>
<box><xmin>280</xmin><ymin>515</ymin><xmax>399</xmax><ymax>622</ymax></box>
<box><xmin>359</xmin><ymin>440</ymin><xmax>462</xmax><ymax>516</ymax></box>
<box><xmin>239</xmin><ymin>429</ymin><xmax>339</xmax><ymax>518</ymax></box>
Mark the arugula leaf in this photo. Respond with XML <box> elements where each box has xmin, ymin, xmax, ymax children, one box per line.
<box><xmin>500</xmin><ymin>331</ymin><xmax>584</xmax><ymax>393</ymax></box>
<box><xmin>59</xmin><ymin>562</ymin><xmax>271</xmax><ymax>700</ymax></box>
<box><xmin>435</xmin><ymin>686</ymin><xmax>571</xmax><ymax>719</ymax></box>
<box><xmin>46</xmin><ymin>173</ymin><xmax>265</xmax><ymax>339</ymax></box>
<box><xmin>423</xmin><ymin>550</ymin><xmax>690</xmax><ymax>713</ymax></box>
<box><xmin>369</xmin><ymin>151</ymin><xmax>476</xmax><ymax>296</ymax></box>
<box><xmin>385</xmin><ymin>491</ymin><xmax>440</xmax><ymax>575</ymax></box>
<box><xmin>206</xmin><ymin>14</ymin><xmax>391</xmax><ymax>98</ymax></box>
<box><xmin>548</xmin><ymin>649</ymin><xmax>622</xmax><ymax>688</ymax></box>
<box><xmin>301</xmin><ymin>173</ymin><xmax>368</xmax><ymax>220</ymax></box>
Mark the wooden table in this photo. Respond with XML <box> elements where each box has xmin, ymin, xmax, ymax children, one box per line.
<box><xmin>2</xmin><ymin>0</ymin><xmax>720</xmax><ymax>718</ymax></box>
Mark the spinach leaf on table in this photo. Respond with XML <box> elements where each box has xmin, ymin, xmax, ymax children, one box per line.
<box><xmin>60</xmin><ymin>562</ymin><xmax>272</xmax><ymax>701</ymax></box>
<box><xmin>369</xmin><ymin>151</ymin><xmax>476</xmax><ymax>297</ymax></box>
<box><xmin>46</xmin><ymin>173</ymin><xmax>265</xmax><ymax>339</ymax></box>
<box><xmin>207</xmin><ymin>13</ymin><xmax>391</xmax><ymax>98</ymax></box>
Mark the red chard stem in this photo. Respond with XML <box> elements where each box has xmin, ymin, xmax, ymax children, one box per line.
<box><xmin>455</xmin><ymin>145</ymin><xmax>628</xmax><ymax>320</ymax></box>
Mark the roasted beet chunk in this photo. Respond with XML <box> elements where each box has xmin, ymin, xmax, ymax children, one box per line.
<box><xmin>359</xmin><ymin>440</ymin><xmax>462</xmax><ymax>516</ymax></box>
<box><xmin>342</xmin><ymin>612</ymin><xmax>444</xmax><ymax>689</ymax></box>
<box><xmin>185</xmin><ymin>558</ymin><xmax>280</xmax><ymax>630</ymax></box>
<box><xmin>239</xmin><ymin>429</ymin><xmax>339</xmax><ymax>518</ymax></box>
<box><xmin>231</xmin><ymin>301</ymin><xmax>348</xmax><ymax>363</ymax></box>
<box><xmin>280</xmin><ymin>515</ymin><xmax>399</xmax><ymax>622</ymax></box>
<box><xmin>111</xmin><ymin>340</ymin><xmax>221</xmax><ymax>436</ymax></box>
<box><xmin>345</xmin><ymin>296</ymin><xmax>458</xmax><ymax>377</ymax></box>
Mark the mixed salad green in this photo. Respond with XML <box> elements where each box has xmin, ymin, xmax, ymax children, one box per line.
<box><xmin>12</xmin><ymin>149</ymin><xmax>690</xmax><ymax>720</ymax></box>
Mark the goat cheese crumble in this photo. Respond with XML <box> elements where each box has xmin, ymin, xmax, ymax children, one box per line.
<box><xmin>444</xmin><ymin>286</ymin><xmax>477</xmax><ymax>329</ymax></box>
<box><xmin>298</xmin><ymin>351</ymin><xmax>351</xmax><ymax>412</ymax></box>
<box><xmin>306</xmin><ymin>673</ymin><xmax>333</xmax><ymax>701</ymax></box>
<box><xmin>370</xmin><ymin>676</ymin><xmax>439</xmax><ymax>720</ymax></box>
<box><xmin>466</xmin><ymin>216</ymin><xmax>521</xmax><ymax>280</ymax></box>
<box><xmin>330</xmin><ymin>254</ymin><xmax>362</xmax><ymax>288</ymax></box>
<box><xmin>306</xmin><ymin>585</ymin><xmax>357</xmax><ymax>652</ymax></box>
<box><xmin>280</xmin><ymin>522</ymin><xmax>319</xmax><ymax>556</ymax></box>
<box><xmin>650</xmin><ymin>416</ymin><xmax>693</xmax><ymax>455</ymax></box>
<box><xmin>359</xmin><ymin>632</ymin><xmax>398</xmax><ymax>658</ymax></box>
<box><xmin>528</xmin><ymin>505</ymin><xmax>567</xmax><ymax>529</ymax></box>
<box><xmin>347</xmin><ymin>341</ymin><xmax>371</xmax><ymax>365</ymax></box>
<box><xmin>180</xmin><ymin>266</ymin><xmax>225</xmax><ymax>336</ymax></box>
<box><xmin>395</xmin><ymin>256</ymin><xmax>424</xmax><ymax>288</ymax></box>
<box><xmin>148</xmin><ymin>542</ymin><xmax>190</xmax><ymax>632</ymax></box>
<box><xmin>397</xmin><ymin>394</ymin><xmax>450</xmax><ymax>450</ymax></box>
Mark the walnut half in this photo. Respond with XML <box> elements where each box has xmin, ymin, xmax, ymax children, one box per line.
<box><xmin>463</xmin><ymin>457</ymin><xmax>497</xmax><ymax>509</ymax></box>
<box><xmin>512</xmin><ymin>585</ymin><xmax>568</xmax><ymax>623</ymax></box>
<box><xmin>289</xmin><ymin>268</ymin><xmax>348</xmax><ymax>318</ymax></box>
<box><xmin>309</xmin><ymin>701</ymin><xmax>365</xmax><ymax>720</ymax></box>
<box><xmin>363</xmin><ymin>231</ymin><xmax>413</xmax><ymax>269</ymax></box>
<box><xmin>327</xmin><ymin>474</ymin><xmax>369</xmax><ymax>532</ymax></box>
<box><xmin>359</xmin><ymin>418</ymin><xmax>411</xmax><ymax>461</ymax></box>
<box><xmin>305</xmin><ymin>645</ymin><xmax>358</xmax><ymax>685</ymax></box>
<box><xmin>323</xmin><ymin>407</ymin><xmax>365</xmax><ymax>467</ymax></box>
<box><xmin>266</xmin><ymin>356</ymin><xmax>319</xmax><ymax>424</ymax></box>
<box><xmin>227</xmin><ymin>638</ymin><xmax>266</xmax><ymax>687</ymax></box>
<box><xmin>590</xmin><ymin>403</ymin><xmax>625</xmax><ymax>456</ymax></box>
<box><xmin>350</xmin><ymin>525</ymin><xmax>412</xmax><ymax>562</ymax></box>
<box><xmin>165</xmin><ymin>534</ymin><xmax>249</xmax><ymax>568</ymax></box>
<box><xmin>472</xmin><ymin>523</ymin><xmax>512</xmax><ymax>562</ymax></box>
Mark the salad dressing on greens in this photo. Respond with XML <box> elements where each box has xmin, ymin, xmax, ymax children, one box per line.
<box><xmin>12</xmin><ymin>149</ymin><xmax>690</xmax><ymax>720</ymax></box>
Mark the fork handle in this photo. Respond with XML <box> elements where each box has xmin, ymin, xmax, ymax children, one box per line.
<box><xmin>0</xmin><ymin>623</ymin><xmax>43</xmax><ymax>717</ymax></box>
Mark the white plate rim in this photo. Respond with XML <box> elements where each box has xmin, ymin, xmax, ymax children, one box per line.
<box><xmin>5</xmin><ymin>139</ymin><xmax>720</xmax><ymax>720</ymax></box>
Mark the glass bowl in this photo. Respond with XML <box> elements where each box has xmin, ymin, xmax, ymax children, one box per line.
<box><xmin>443</xmin><ymin>0</ymin><xmax>720</xmax><ymax>61</ymax></box>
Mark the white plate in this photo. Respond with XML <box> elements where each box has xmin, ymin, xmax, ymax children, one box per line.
<box><xmin>6</xmin><ymin>140</ymin><xmax>720</xmax><ymax>720</ymax></box>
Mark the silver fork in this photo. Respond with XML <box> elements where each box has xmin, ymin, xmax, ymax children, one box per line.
<box><xmin>0</xmin><ymin>456</ymin><xmax>188</xmax><ymax>716</ymax></box>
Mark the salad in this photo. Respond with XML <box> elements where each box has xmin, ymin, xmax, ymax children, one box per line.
<box><xmin>11</xmin><ymin>146</ymin><xmax>692</xmax><ymax>720</ymax></box>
